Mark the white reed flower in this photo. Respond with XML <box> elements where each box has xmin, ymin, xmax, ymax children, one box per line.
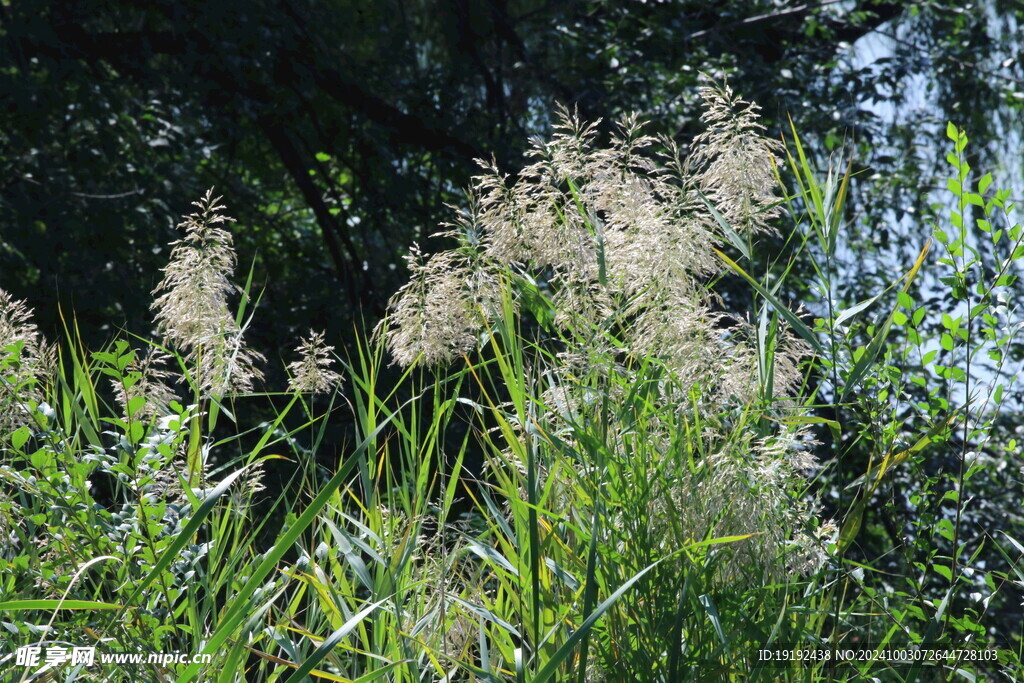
<box><xmin>0</xmin><ymin>288</ymin><xmax>54</xmax><ymax>434</ymax></box>
<box><xmin>287</xmin><ymin>330</ymin><xmax>342</xmax><ymax>394</ymax></box>
<box><xmin>380</xmin><ymin>86</ymin><xmax>826</xmax><ymax>593</ymax></box>
<box><xmin>151</xmin><ymin>189</ymin><xmax>264</xmax><ymax>396</ymax></box>
<box><xmin>112</xmin><ymin>347</ymin><xmax>179</xmax><ymax>420</ymax></box>
<box><xmin>383</xmin><ymin>92</ymin><xmax>800</xmax><ymax>407</ymax></box>
<box><xmin>380</xmin><ymin>245</ymin><xmax>493</xmax><ymax>368</ymax></box>
<box><xmin>692</xmin><ymin>78</ymin><xmax>785</xmax><ymax>235</ymax></box>
<box><xmin>238</xmin><ymin>461</ymin><xmax>266</xmax><ymax>499</ymax></box>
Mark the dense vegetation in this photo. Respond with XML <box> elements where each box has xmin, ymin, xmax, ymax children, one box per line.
<box><xmin>2</xmin><ymin>1</ymin><xmax>1024</xmax><ymax>681</ymax></box>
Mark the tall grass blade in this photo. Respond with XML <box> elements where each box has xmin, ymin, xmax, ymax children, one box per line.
<box><xmin>176</xmin><ymin>404</ymin><xmax>406</xmax><ymax>682</ymax></box>
<box><xmin>279</xmin><ymin>597</ymin><xmax>390</xmax><ymax>683</ymax></box>
<box><xmin>529</xmin><ymin>559</ymin><xmax>662</xmax><ymax>683</ymax></box>
<box><xmin>714</xmin><ymin>248</ymin><xmax>823</xmax><ymax>355</ymax></box>
<box><xmin>839</xmin><ymin>239</ymin><xmax>931</xmax><ymax>401</ymax></box>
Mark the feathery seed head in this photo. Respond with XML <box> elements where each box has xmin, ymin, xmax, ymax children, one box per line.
<box><xmin>0</xmin><ymin>288</ymin><xmax>54</xmax><ymax>434</ymax></box>
<box><xmin>383</xmin><ymin>86</ymin><xmax>824</xmax><ymax>589</ymax></box>
<box><xmin>379</xmin><ymin>245</ymin><xmax>498</xmax><ymax>368</ymax></box>
<box><xmin>287</xmin><ymin>330</ymin><xmax>343</xmax><ymax>394</ymax></box>
<box><xmin>384</xmin><ymin>88</ymin><xmax>798</xmax><ymax>409</ymax></box>
<box><xmin>151</xmin><ymin>189</ymin><xmax>264</xmax><ymax>396</ymax></box>
<box><xmin>692</xmin><ymin>78</ymin><xmax>785</xmax><ymax>235</ymax></box>
<box><xmin>0</xmin><ymin>289</ymin><xmax>39</xmax><ymax>350</ymax></box>
<box><xmin>112</xmin><ymin>347</ymin><xmax>179</xmax><ymax>420</ymax></box>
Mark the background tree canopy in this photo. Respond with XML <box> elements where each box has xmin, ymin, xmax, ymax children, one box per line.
<box><xmin>4</xmin><ymin>0</ymin><xmax>1020</xmax><ymax>360</ymax></box>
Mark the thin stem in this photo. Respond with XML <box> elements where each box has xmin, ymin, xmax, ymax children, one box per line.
<box><xmin>949</xmin><ymin>138</ymin><xmax>971</xmax><ymax>633</ymax></box>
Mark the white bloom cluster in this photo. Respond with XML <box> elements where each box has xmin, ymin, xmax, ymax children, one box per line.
<box><xmin>151</xmin><ymin>189</ymin><xmax>264</xmax><ymax>397</ymax></box>
<box><xmin>383</xmin><ymin>82</ymin><xmax>825</xmax><ymax>581</ymax></box>
<box><xmin>0</xmin><ymin>288</ymin><xmax>54</xmax><ymax>434</ymax></box>
<box><xmin>287</xmin><ymin>330</ymin><xmax>343</xmax><ymax>394</ymax></box>
<box><xmin>382</xmin><ymin>89</ymin><xmax>804</xmax><ymax>404</ymax></box>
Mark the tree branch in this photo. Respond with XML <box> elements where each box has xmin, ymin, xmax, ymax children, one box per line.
<box><xmin>261</xmin><ymin>121</ymin><xmax>361</xmax><ymax>307</ymax></box>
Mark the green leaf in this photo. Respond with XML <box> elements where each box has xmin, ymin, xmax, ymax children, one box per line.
<box><xmin>126</xmin><ymin>395</ymin><xmax>147</xmax><ymax>418</ymax></box>
<box><xmin>834</xmin><ymin>294</ymin><xmax>882</xmax><ymax>329</ymax></box>
<box><xmin>828</xmin><ymin>153</ymin><xmax>854</xmax><ymax>255</ymax></box>
<box><xmin>449</xmin><ymin>596</ymin><xmax>521</xmax><ymax>637</ymax></box>
<box><xmin>177</xmin><ymin>403</ymin><xmax>405</xmax><ymax>683</ymax></box>
<box><xmin>279</xmin><ymin>598</ymin><xmax>389</xmax><ymax>683</ymax></box>
<box><xmin>778</xmin><ymin>414</ymin><xmax>841</xmax><ymax>441</ymax></box>
<box><xmin>0</xmin><ymin>599</ymin><xmax>122</xmax><ymax>611</ymax></box>
<box><xmin>351</xmin><ymin>662</ymin><xmax>414</xmax><ymax>683</ymax></box>
<box><xmin>839</xmin><ymin>497</ymin><xmax>866</xmax><ymax>552</ymax></box>
<box><xmin>121</xmin><ymin>467</ymin><xmax>251</xmax><ymax>612</ymax></box>
<box><xmin>128</xmin><ymin>420</ymin><xmax>145</xmax><ymax>445</ymax></box>
<box><xmin>713</xmin><ymin>248</ymin><xmax>823</xmax><ymax>355</ymax></box>
<box><xmin>10</xmin><ymin>426</ymin><xmax>31</xmax><ymax>450</ymax></box>
<box><xmin>698</xmin><ymin>191</ymin><xmax>749</xmax><ymax>260</ymax></box>
<box><xmin>841</xmin><ymin>239</ymin><xmax>931</xmax><ymax>401</ymax></box>
<box><xmin>530</xmin><ymin>559</ymin><xmax>662</xmax><ymax>683</ymax></box>
<box><xmin>788</xmin><ymin>115</ymin><xmax>826</xmax><ymax>237</ymax></box>
<box><xmin>699</xmin><ymin>593</ymin><xmax>729</xmax><ymax>651</ymax></box>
